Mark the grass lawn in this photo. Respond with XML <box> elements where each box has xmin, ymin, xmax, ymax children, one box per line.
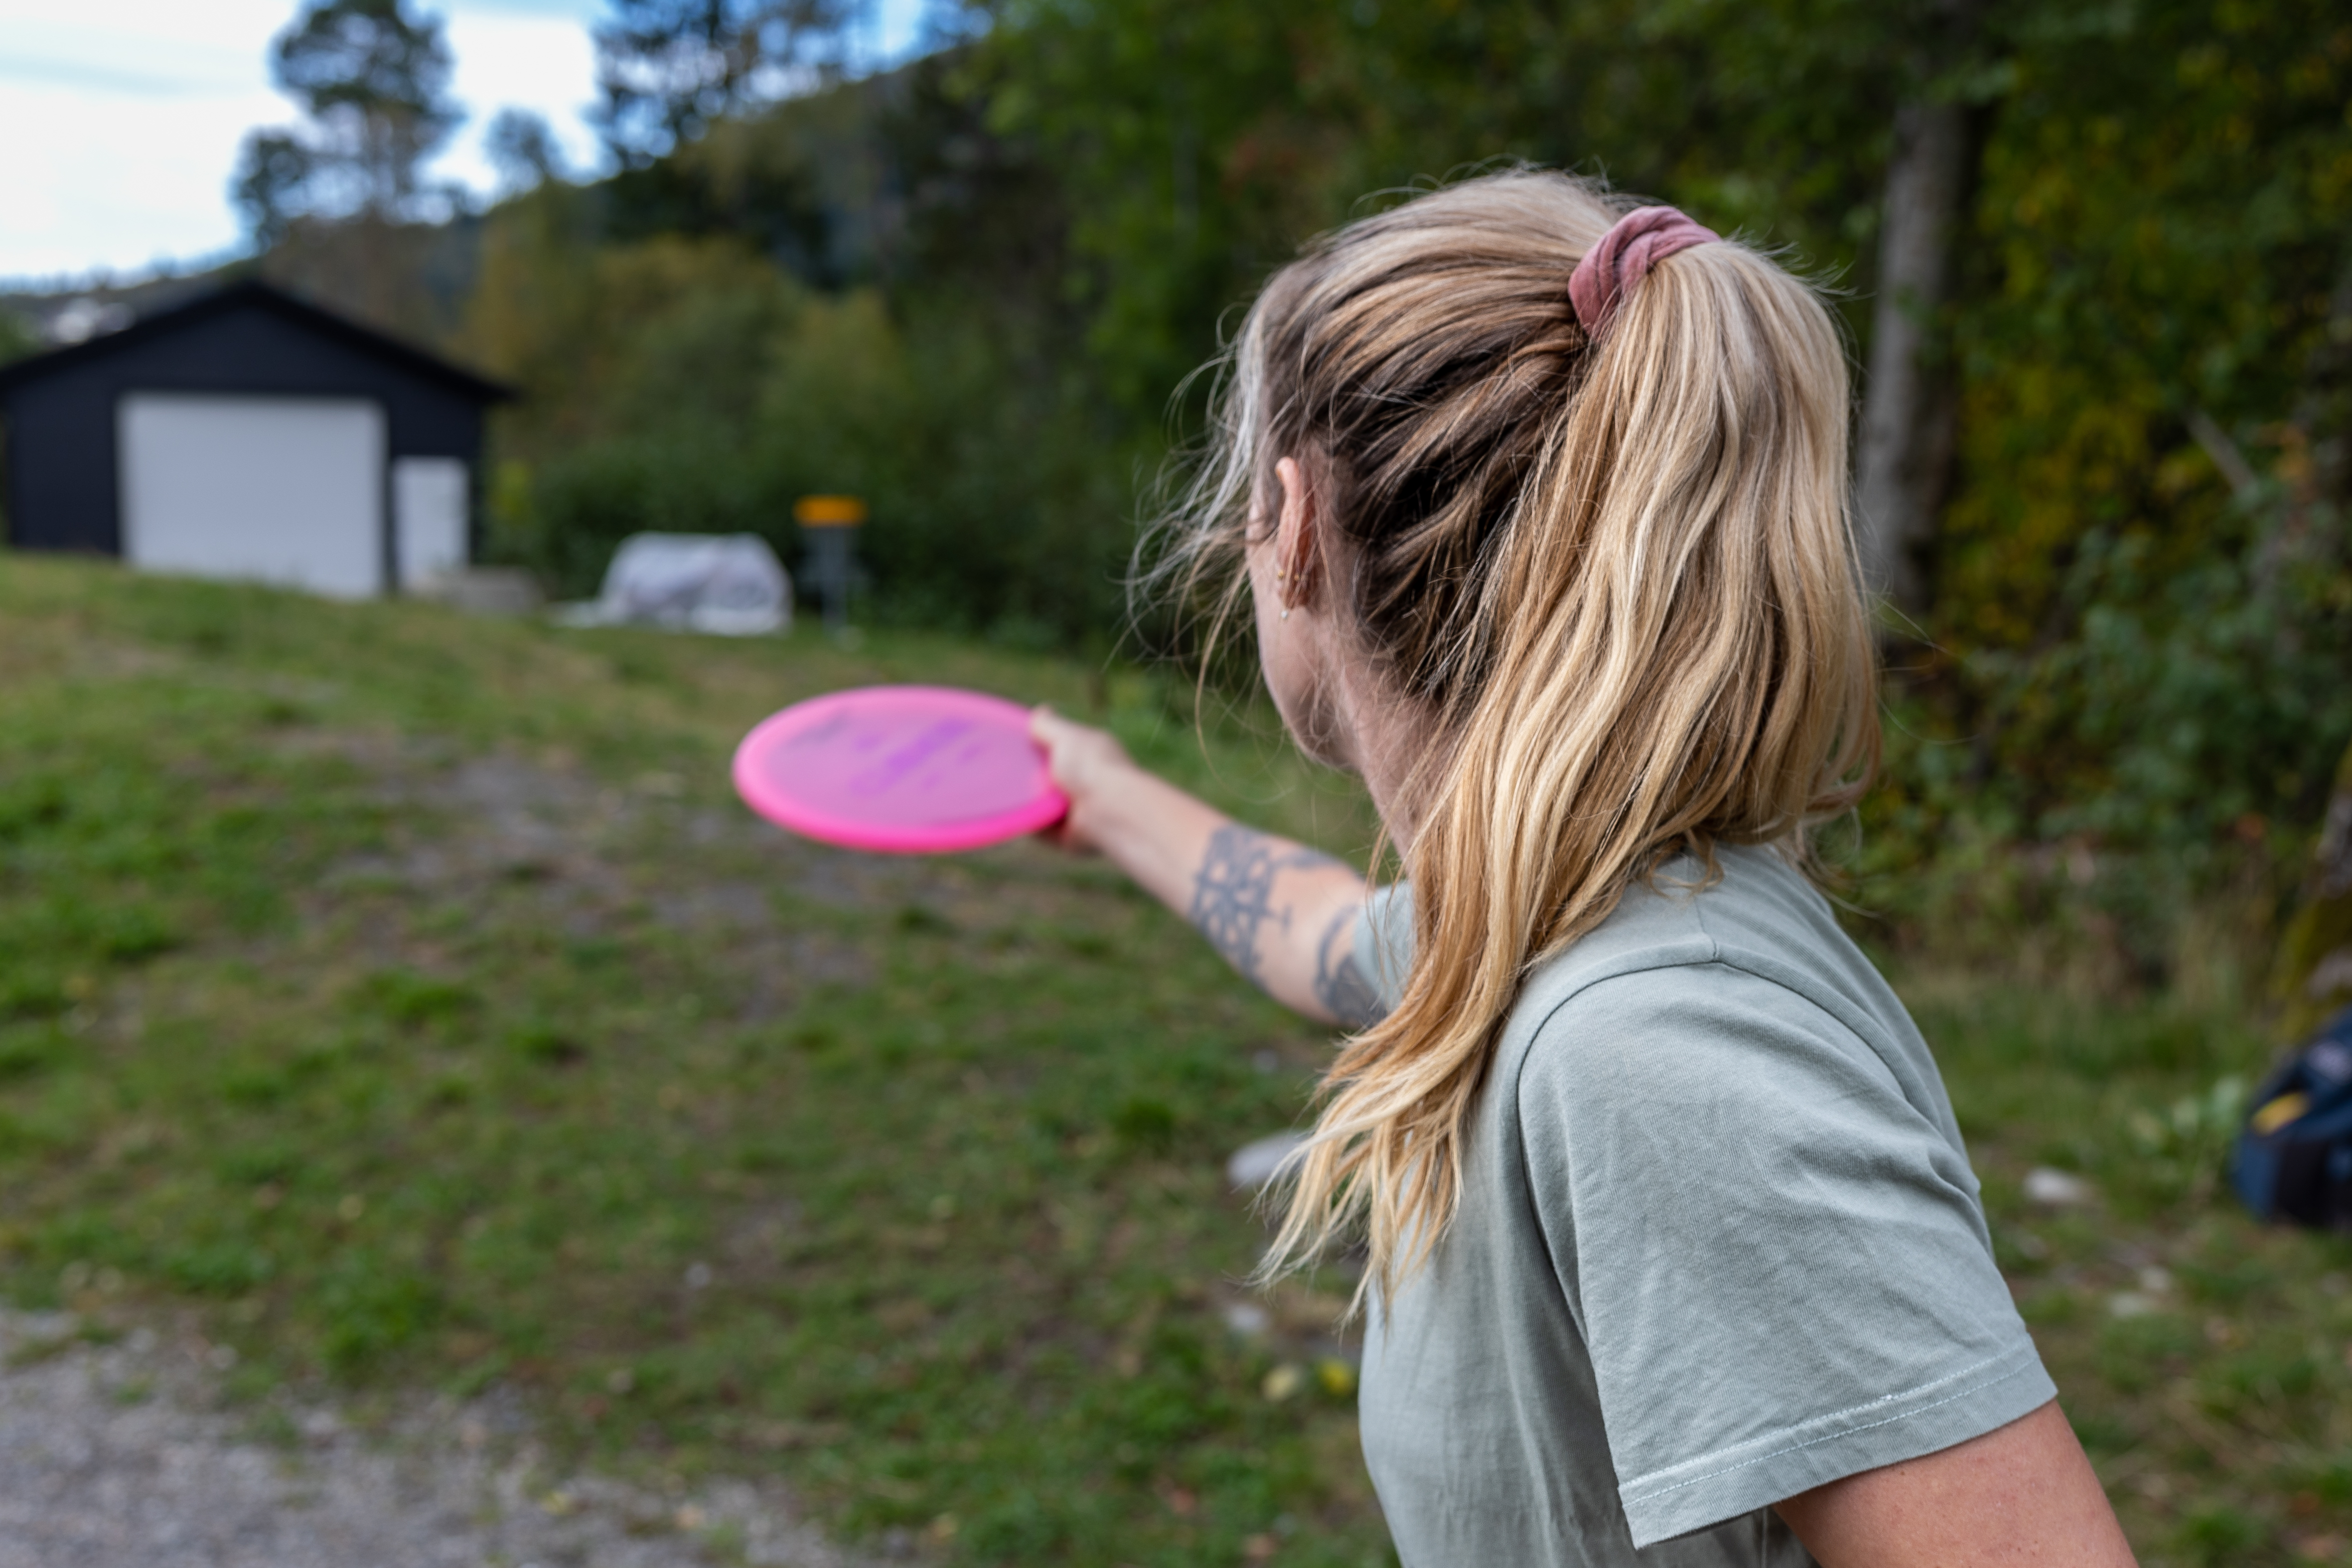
<box><xmin>1</xmin><ymin>551</ymin><xmax>2348</xmax><ymax>1566</ymax></box>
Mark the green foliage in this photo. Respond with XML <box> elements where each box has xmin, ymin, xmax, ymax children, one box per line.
<box><xmin>469</xmin><ymin>161</ymin><xmax>1140</xmax><ymax>639</ymax></box>
<box><xmin>447</xmin><ymin>0</ymin><xmax>2352</xmax><ymax>976</ymax></box>
<box><xmin>1864</xmin><ymin>0</ymin><xmax>2352</xmax><ymax>965</ymax></box>
<box><xmin>2274</xmin><ymin>740</ymin><xmax>2352</xmax><ymax>1038</ymax></box>
<box><xmin>235</xmin><ymin>0</ymin><xmax>460</xmax><ymax>241</ymax></box>
<box><xmin>0</xmin><ymin>310</ymin><xmax>39</xmax><ymax>366</ymax></box>
<box><xmin>971</xmin><ymin>0</ymin><xmax>2352</xmax><ymax>918</ymax></box>
<box><xmin>594</xmin><ymin>0</ymin><xmax>867</xmax><ymax>164</ymax></box>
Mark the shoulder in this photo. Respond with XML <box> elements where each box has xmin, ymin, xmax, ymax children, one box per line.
<box><xmin>1501</xmin><ymin>843</ymin><xmax>1849</xmax><ymax>1036</ymax></box>
<box><xmin>1499</xmin><ymin>845</ymin><xmax>1957</xmax><ymax>1144</ymax></box>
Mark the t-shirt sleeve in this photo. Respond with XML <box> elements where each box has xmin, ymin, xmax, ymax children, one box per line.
<box><xmin>1515</xmin><ymin>961</ymin><xmax>2056</xmax><ymax>1547</ymax></box>
<box><xmin>1353</xmin><ymin>881</ymin><xmax>1415</xmax><ymax>1019</ymax></box>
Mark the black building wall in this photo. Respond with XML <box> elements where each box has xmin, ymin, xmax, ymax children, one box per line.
<box><xmin>0</xmin><ymin>285</ymin><xmax>500</xmax><ymax>559</ymax></box>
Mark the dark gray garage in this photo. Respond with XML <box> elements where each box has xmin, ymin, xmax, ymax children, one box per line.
<box><xmin>0</xmin><ymin>280</ymin><xmax>513</xmax><ymax>598</ymax></box>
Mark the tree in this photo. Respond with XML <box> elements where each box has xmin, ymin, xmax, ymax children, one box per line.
<box><xmin>594</xmin><ymin>0</ymin><xmax>867</xmax><ymax>166</ymax></box>
<box><xmin>230</xmin><ymin>0</ymin><xmax>461</xmax><ymax>243</ymax></box>
<box><xmin>1854</xmin><ymin>0</ymin><xmax>1994</xmax><ymax>619</ymax></box>
<box><xmin>486</xmin><ymin>108</ymin><xmax>568</xmax><ymax>193</ymax></box>
<box><xmin>232</xmin><ymin>130</ymin><xmax>319</xmax><ymax>250</ymax></box>
<box><xmin>2277</xmin><ymin>737</ymin><xmax>2352</xmax><ymax>1042</ymax></box>
<box><xmin>0</xmin><ymin>309</ymin><xmax>40</xmax><ymax>367</ymax></box>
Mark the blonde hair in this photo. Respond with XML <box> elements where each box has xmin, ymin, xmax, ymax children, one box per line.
<box><xmin>1157</xmin><ymin>170</ymin><xmax>1879</xmax><ymax>1308</ymax></box>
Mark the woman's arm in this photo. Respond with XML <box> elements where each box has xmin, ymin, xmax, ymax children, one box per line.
<box><xmin>1029</xmin><ymin>708</ymin><xmax>1387</xmax><ymax>1027</ymax></box>
<box><xmin>1775</xmin><ymin>1401</ymin><xmax>2137</xmax><ymax>1567</ymax></box>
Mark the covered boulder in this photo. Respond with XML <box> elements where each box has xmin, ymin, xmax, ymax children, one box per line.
<box><xmin>560</xmin><ymin>533</ymin><xmax>791</xmax><ymax>636</ymax></box>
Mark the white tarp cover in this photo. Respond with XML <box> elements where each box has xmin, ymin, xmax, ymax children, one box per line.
<box><xmin>563</xmin><ymin>533</ymin><xmax>792</xmax><ymax>636</ymax></box>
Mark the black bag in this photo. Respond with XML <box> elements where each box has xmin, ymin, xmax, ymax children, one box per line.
<box><xmin>2232</xmin><ymin>1004</ymin><xmax>2352</xmax><ymax>1230</ymax></box>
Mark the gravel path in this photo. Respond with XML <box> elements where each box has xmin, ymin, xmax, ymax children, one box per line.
<box><xmin>0</xmin><ymin>1311</ymin><xmax>875</xmax><ymax>1568</ymax></box>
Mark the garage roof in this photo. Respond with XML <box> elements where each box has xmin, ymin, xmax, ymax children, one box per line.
<box><xmin>0</xmin><ymin>278</ymin><xmax>516</xmax><ymax>404</ymax></box>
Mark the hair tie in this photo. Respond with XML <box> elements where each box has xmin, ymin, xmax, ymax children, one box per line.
<box><xmin>1568</xmin><ymin>206</ymin><xmax>1721</xmax><ymax>339</ymax></box>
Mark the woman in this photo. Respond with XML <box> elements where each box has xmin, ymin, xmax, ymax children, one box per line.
<box><xmin>1031</xmin><ymin>172</ymin><xmax>2135</xmax><ymax>1566</ymax></box>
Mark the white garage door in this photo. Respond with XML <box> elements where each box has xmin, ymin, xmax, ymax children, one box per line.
<box><xmin>118</xmin><ymin>393</ymin><xmax>385</xmax><ymax>599</ymax></box>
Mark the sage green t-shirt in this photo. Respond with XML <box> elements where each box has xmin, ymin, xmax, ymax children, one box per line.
<box><xmin>1350</xmin><ymin>846</ymin><xmax>2053</xmax><ymax>1564</ymax></box>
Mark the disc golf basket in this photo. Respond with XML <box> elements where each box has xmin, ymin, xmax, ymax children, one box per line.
<box><xmin>795</xmin><ymin>495</ymin><xmax>867</xmax><ymax>634</ymax></box>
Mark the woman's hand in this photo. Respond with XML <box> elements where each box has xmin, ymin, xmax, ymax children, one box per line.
<box><xmin>1025</xmin><ymin>706</ymin><xmax>1382</xmax><ymax>1026</ymax></box>
<box><xmin>1029</xmin><ymin>706</ymin><xmax>1137</xmax><ymax>854</ymax></box>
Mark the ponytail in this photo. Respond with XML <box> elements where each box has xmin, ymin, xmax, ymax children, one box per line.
<box><xmin>1155</xmin><ymin>171</ymin><xmax>1878</xmax><ymax>1310</ymax></box>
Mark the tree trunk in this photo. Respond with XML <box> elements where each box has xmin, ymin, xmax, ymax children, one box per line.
<box><xmin>2276</xmin><ymin>739</ymin><xmax>2352</xmax><ymax>1043</ymax></box>
<box><xmin>2294</xmin><ymin>250</ymin><xmax>2352</xmax><ymax>507</ymax></box>
<box><xmin>2264</xmin><ymin>250</ymin><xmax>2352</xmax><ymax>1036</ymax></box>
<box><xmin>2268</xmin><ymin>250</ymin><xmax>2352</xmax><ymax>1038</ymax></box>
<box><xmin>1856</xmin><ymin>8</ymin><xmax>1984</xmax><ymax>619</ymax></box>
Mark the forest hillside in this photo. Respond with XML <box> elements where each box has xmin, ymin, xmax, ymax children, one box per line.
<box><xmin>6</xmin><ymin>0</ymin><xmax>2350</xmax><ymax>997</ymax></box>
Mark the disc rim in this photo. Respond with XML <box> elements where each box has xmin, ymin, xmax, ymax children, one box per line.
<box><xmin>731</xmin><ymin>685</ymin><xmax>1068</xmax><ymax>854</ymax></box>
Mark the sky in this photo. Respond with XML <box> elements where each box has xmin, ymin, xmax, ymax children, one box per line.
<box><xmin>0</xmin><ymin>0</ymin><xmax>929</xmax><ymax>287</ymax></box>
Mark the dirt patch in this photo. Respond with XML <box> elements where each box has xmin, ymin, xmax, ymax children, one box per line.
<box><xmin>0</xmin><ymin>1309</ymin><xmax>875</xmax><ymax>1568</ymax></box>
<box><xmin>312</xmin><ymin>742</ymin><xmax>912</xmax><ymax>1003</ymax></box>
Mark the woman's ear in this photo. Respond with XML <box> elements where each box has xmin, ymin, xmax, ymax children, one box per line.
<box><xmin>1274</xmin><ymin>455</ymin><xmax>1320</xmax><ymax>607</ymax></box>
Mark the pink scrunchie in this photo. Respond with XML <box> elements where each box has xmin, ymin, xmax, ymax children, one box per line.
<box><xmin>1568</xmin><ymin>206</ymin><xmax>1721</xmax><ymax>338</ymax></box>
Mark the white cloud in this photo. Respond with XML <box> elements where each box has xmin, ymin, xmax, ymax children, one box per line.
<box><xmin>0</xmin><ymin>0</ymin><xmax>937</xmax><ymax>286</ymax></box>
<box><xmin>0</xmin><ymin>0</ymin><xmax>609</xmax><ymax>285</ymax></box>
<box><xmin>0</xmin><ymin>76</ymin><xmax>286</xmax><ymax>282</ymax></box>
<box><xmin>0</xmin><ymin>0</ymin><xmax>296</xmax><ymax>281</ymax></box>
<box><xmin>432</xmin><ymin>8</ymin><xmax>605</xmax><ymax>193</ymax></box>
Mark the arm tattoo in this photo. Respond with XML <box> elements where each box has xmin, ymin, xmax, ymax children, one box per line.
<box><xmin>1312</xmin><ymin>902</ymin><xmax>1390</xmax><ymax>1028</ymax></box>
<box><xmin>1187</xmin><ymin>824</ymin><xmax>1341</xmax><ymax>988</ymax></box>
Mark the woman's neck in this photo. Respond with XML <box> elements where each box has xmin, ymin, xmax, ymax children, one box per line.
<box><xmin>1334</xmin><ymin>659</ymin><xmax>1446</xmax><ymax>854</ymax></box>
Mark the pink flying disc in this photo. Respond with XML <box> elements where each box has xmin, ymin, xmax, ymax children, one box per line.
<box><xmin>732</xmin><ymin>685</ymin><xmax>1067</xmax><ymax>854</ymax></box>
